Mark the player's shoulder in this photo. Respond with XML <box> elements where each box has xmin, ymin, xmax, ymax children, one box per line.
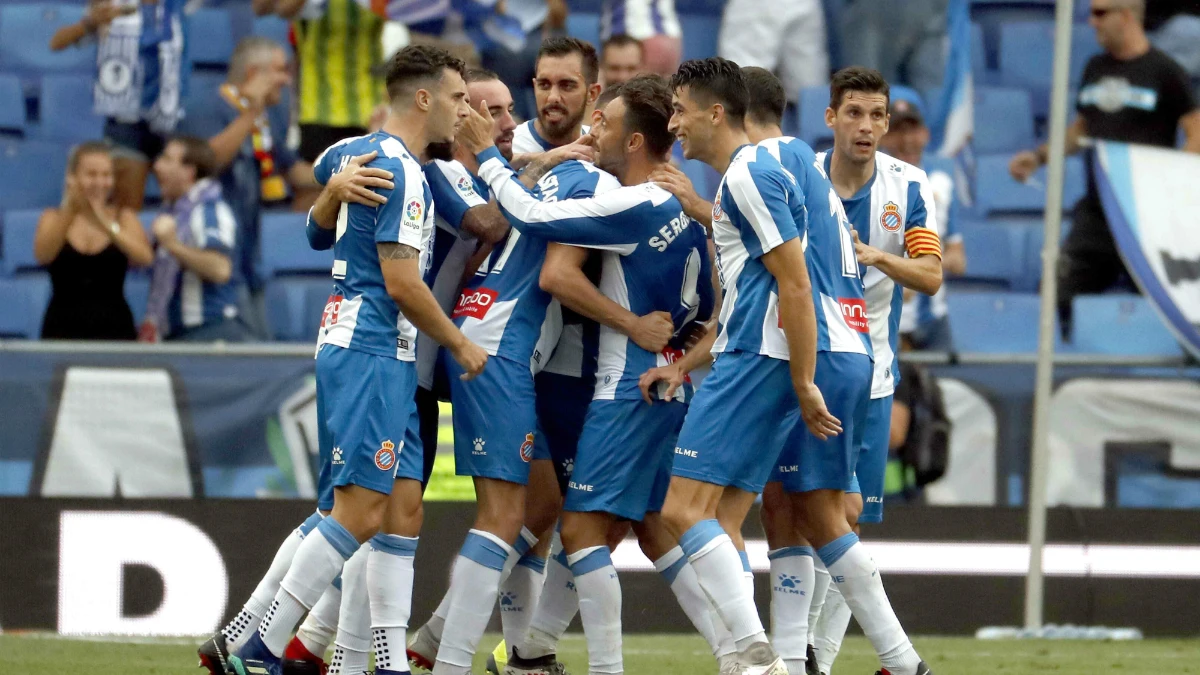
<box><xmin>425</xmin><ymin>159</ymin><xmax>480</xmax><ymax>196</ymax></box>
<box><xmin>732</xmin><ymin>145</ymin><xmax>790</xmax><ymax>189</ymax></box>
<box><xmin>875</xmin><ymin>150</ymin><xmax>930</xmax><ymax>186</ymax></box>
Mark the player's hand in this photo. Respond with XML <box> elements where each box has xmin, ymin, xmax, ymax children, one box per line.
<box><xmin>60</xmin><ymin>175</ymin><xmax>86</xmax><ymax>213</ymax></box>
<box><xmin>851</xmin><ymin>229</ymin><xmax>885</xmax><ymax>267</ymax></box>
<box><xmin>679</xmin><ymin>320</ymin><xmax>708</xmax><ymax>350</ymax></box>
<box><xmin>240</xmin><ymin>69</ymin><xmax>285</xmax><ymax>110</ymax></box>
<box><xmin>630</xmin><ymin>310</ymin><xmax>675</xmax><ymax>353</ymax></box>
<box><xmin>137</xmin><ymin>319</ymin><xmax>159</xmax><ymax>343</ymax></box>
<box><xmin>84</xmin><ymin>2</ymin><xmax>135</xmax><ymax>30</ymax></box>
<box><xmin>650</xmin><ymin>164</ymin><xmax>704</xmax><ymax>216</ymax></box>
<box><xmin>151</xmin><ymin>214</ymin><xmax>177</xmax><ymax>245</ymax></box>
<box><xmin>547</xmin><ymin>135</ymin><xmax>595</xmax><ymax>165</ymax></box>
<box><xmin>451</xmin><ymin>339</ymin><xmax>489</xmax><ymax>380</ymax></box>
<box><xmin>795</xmin><ymin>381</ymin><xmax>842</xmax><ymax>441</ymax></box>
<box><xmin>328</xmin><ymin>151</ymin><xmax>393</xmax><ymax>206</ymax></box>
<box><xmin>638</xmin><ymin>363</ymin><xmax>685</xmax><ymax>404</ymax></box>
<box><xmin>458</xmin><ymin>100</ymin><xmax>497</xmax><ymax>156</ymax></box>
<box><xmin>1009</xmin><ymin>150</ymin><xmax>1041</xmax><ymax>182</ymax></box>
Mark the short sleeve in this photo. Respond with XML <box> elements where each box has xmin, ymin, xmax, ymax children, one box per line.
<box><xmin>373</xmin><ymin>159</ymin><xmax>427</xmax><ymax>251</ymax></box>
<box><xmin>1160</xmin><ymin>53</ymin><xmax>1199</xmax><ymax>123</ymax></box>
<box><xmin>201</xmin><ymin>201</ymin><xmax>238</xmax><ymax>255</ymax></box>
<box><xmin>903</xmin><ymin>174</ymin><xmax>942</xmax><ymax>259</ymax></box>
<box><xmin>724</xmin><ymin>163</ymin><xmax>800</xmax><ymax>259</ymax></box>
<box><xmin>313</xmin><ymin>143</ymin><xmax>344</xmax><ymax>186</ymax></box>
<box><xmin>424</xmin><ymin>160</ymin><xmax>488</xmax><ymax>230</ymax></box>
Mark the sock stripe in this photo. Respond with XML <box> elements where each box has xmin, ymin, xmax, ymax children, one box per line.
<box><xmin>657</xmin><ymin>554</ymin><xmax>688</xmax><ymax>585</ymax></box>
<box><xmin>297</xmin><ymin>511</ymin><xmax>324</xmax><ymax>538</ymax></box>
<box><xmin>816</xmin><ymin>532</ymin><xmax>860</xmax><ymax>568</ymax></box>
<box><xmin>768</xmin><ymin>545</ymin><xmax>816</xmax><ymax>561</ymax></box>
<box><xmin>369</xmin><ymin>533</ymin><xmax>419</xmax><ymax>557</ymax></box>
<box><xmin>738</xmin><ymin>549</ymin><xmax>752</xmax><ymax>573</ymax></box>
<box><xmin>514</xmin><ymin>527</ymin><xmax>538</xmax><ymax>557</ymax></box>
<box><xmin>516</xmin><ymin>553</ymin><xmax>548</xmax><ymax>574</ymax></box>
<box><xmin>316</xmin><ymin>517</ymin><xmax>360</xmax><ymax>559</ymax></box>
<box><xmin>567</xmin><ymin>546</ymin><xmax>613</xmax><ymax>577</ymax></box>
<box><xmin>678</xmin><ymin>519</ymin><xmax>724</xmax><ymax>558</ymax></box>
<box><xmin>331</xmin><ymin>574</ymin><xmax>343</xmax><ymax>591</ymax></box>
<box><xmin>462</xmin><ymin>531</ymin><xmax>511</xmax><ymax>571</ymax></box>
<box><xmin>552</xmin><ymin>547</ymin><xmax>570</xmax><ymax>568</ymax></box>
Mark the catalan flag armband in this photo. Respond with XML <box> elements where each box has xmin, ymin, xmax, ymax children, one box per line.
<box><xmin>904</xmin><ymin>227</ymin><xmax>942</xmax><ymax>259</ymax></box>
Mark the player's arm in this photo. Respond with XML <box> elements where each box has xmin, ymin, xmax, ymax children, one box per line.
<box><xmin>426</xmin><ymin>160</ymin><xmax>510</xmax><ymax>245</ymax></box>
<box><xmin>852</xmin><ymin>174</ymin><xmax>944</xmax><ymax>296</ymax></box>
<box><xmin>1181</xmin><ymin>109</ymin><xmax>1200</xmax><ymax>154</ymax></box>
<box><xmin>152</xmin><ymin>210</ymin><xmax>234</xmax><ymax>284</ymax></box>
<box><xmin>539</xmin><ymin>244</ymin><xmax>675</xmax><ymax>353</ymax></box>
<box><xmin>307</xmin><ymin>152</ymin><xmax>395</xmax><ymax>248</ymax></box>
<box><xmin>650</xmin><ymin>163</ymin><xmax>713</xmax><ymax>228</ymax></box>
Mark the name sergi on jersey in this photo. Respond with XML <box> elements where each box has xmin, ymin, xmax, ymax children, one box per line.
<box><xmin>711</xmin><ymin>143</ymin><xmax>871</xmax><ymax>360</ymax></box>
<box><xmin>474</xmin><ymin>147</ymin><xmax>715</xmax><ymax>402</ymax></box>
<box><xmin>818</xmin><ymin>150</ymin><xmax>940</xmax><ymax>399</ymax></box>
<box><xmin>312</xmin><ymin>132</ymin><xmax>435</xmax><ymax>360</ymax></box>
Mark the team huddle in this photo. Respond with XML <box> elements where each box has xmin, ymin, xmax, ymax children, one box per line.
<box><xmin>198</xmin><ymin>36</ymin><xmax>942</xmax><ymax>675</ymax></box>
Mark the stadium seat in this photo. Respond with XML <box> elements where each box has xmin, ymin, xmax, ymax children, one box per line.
<box><xmin>264</xmin><ymin>275</ymin><xmax>332</xmax><ymax>341</ymax></box>
<box><xmin>947</xmin><ymin>291</ymin><xmax>1041</xmax><ymax>353</ymax></box>
<box><xmin>958</xmin><ymin>221</ymin><xmax>1028</xmax><ymax>289</ymax></box>
<box><xmin>187</xmin><ymin>8</ymin><xmax>235</xmax><ymax>68</ymax></box>
<box><xmin>0</xmin><ymin>4</ymin><xmax>92</xmax><ymax>75</ymax></box>
<box><xmin>1</xmin><ymin>208</ymin><xmax>43</xmax><ymax>275</ymax></box>
<box><xmin>971</xmin><ymin>21</ymin><xmax>989</xmax><ymax>82</ymax></box>
<box><xmin>973</xmin><ymin>86</ymin><xmax>1034</xmax><ymax>153</ymax></box>
<box><xmin>998</xmin><ymin>21</ymin><xmax>1103</xmax><ymax>104</ymax></box>
<box><xmin>0</xmin><ymin>72</ymin><xmax>25</xmax><ymax>135</ymax></box>
<box><xmin>0</xmin><ymin>273</ymin><xmax>49</xmax><ymax>337</ymax></box>
<box><xmin>679</xmin><ymin>14</ymin><xmax>721</xmax><ymax>64</ymax></box>
<box><xmin>260</xmin><ymin>211</ymin><xmax>334</xmax><ymax>277</ymax></box>
<box><xmin>37</xmin><ymin>74</ymin><xmax>102</xmax><ymax>143</ymax></box>
<box><xmin>124</xmin><ymin>274</ymin><xmax>150</xmax><ymax>324</ymax></box>
<box><xmin>566</xmin><ymin>13</ymin><xmax>601</xmax><ymax>48</ymax></box>
<box><xmin>252</xmin><ymin>15</ymin><xmax>292</xmax><ymax>49</ymax></box>
<box><xmin>797</xmin><ymin>85</ymin><xmax>832</xmax><ymax>150</ymax></box>
<box><xmin>1071</xmin><ymin>294</ymin><xmax>1183</xmax><ymax>357</ymax></box>
<box><xmin>973</xmin><ymin>153</ymin><xmax>1085</xmax><ymax>216</ymax></box>
<box><xmin>0</xmin><ymin>140</ymin><xmax>68</xmax><ymax>209</ymax></box>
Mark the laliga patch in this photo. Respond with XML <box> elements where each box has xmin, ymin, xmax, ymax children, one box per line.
<box><xmin>453</xmin><ymin>287</ymin><xmax>498</xmax><ymax>320</ymax></box>
<box><xmin>456</xmin><ymin>176</ymin><xmax>477</xmax><ymax>199</ymax></box>
<box><xmin>880</xmin><ymin>201</ymin><xmax>903</xmax><ymax>232</ymax></box>
<box><xmin>375</xmin><ymin>440</ymin><xmax>396</xmax><ymax>471</ymax></box>
<box><xmin>321</xmin><ymin>294</ymin><xmax>344</xmax><ymax>328</ymax></box>
<box><xmin>519</xmin><ymin>432</ymin><xmax>535</xmax><ymax>463</ymax></box>
<box><xmin>402</xmin><ymin>198</ymin><xmax>424</xmax><ymax>233</ymax></box>
<box><xmin>839</xmin><ymin>297</ymin><xmax>869</xmax><ymax>333</ymax></box>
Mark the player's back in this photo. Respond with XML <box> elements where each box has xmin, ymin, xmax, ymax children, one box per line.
<box><xmin>314</xmin><ymin>132</ymin><xmax>434</xmax><ymax>361</ymax></box>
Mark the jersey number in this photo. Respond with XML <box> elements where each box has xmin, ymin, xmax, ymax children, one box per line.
<box><xmin>679</xmin><ymin>247</ymin><xmax>702</xmax><ymax>327</ymax></box>
<box><xmin>830</xmin><ymin>188</ymin><xmax>859</xmax><ymax>279</ymax></box>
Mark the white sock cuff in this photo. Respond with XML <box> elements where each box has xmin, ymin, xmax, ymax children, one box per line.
<box><xmin>515</xmin><ymin>527</ymin><xmax>539</xmax><ymax>557</ymax></box>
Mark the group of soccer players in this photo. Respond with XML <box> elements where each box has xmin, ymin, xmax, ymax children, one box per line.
<box><xmin>196</xmin><ymin>32</ymin><xmax>943</xmax><ymax>675</ymax></box>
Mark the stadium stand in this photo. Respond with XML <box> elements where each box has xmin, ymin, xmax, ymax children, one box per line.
<box><xmin>124</xmin><ymin>274</ymin><xmax>150</xmax><ymax>324</ymax></box>
<box><xmin>1</xmin><ymin>208</ymin><xmax>42</xmax><ymax>275</ymax></box>
<box><xmin>947</xmin><ymin>291</ymin><xmax>1042</xmax><ymax>352</ymax></box>
<box><xmin>0</xmin><ymin>3</ymin><xmax>91</xmax><ymax>77</ymax></box>
<box><xmin>0</xmin><ymin>274</ymin><xmax>49</xmax><ymax>338</ymax></box>
<box><xmin>973</xmin><ymin>153</ymin><xmax>1085</xmax><ymax>216</ymax></box>
<box><xmin>797</xmin><ymin>84</ymin><xmax>833</xmax><ymax>150</ymax></box>
<box><xmin>264</xmin><ymin>276</ymin><xmax>332</xmax><ymax>341</ymax></box>
<box><xmin>260</xmin><ymin>212</ymin><xmax>334</xmax><ymax>278</ymax></box>
<box><xmin>0</xmin><ymin>73</ymin><xmax>25</xmax><ymax>135</ymax></box>
<box><xmin>0</xmin><ymin>140</ymin><xmax>68</xmax><ymax>209</ymax></box>
<box><xmin>566</xmin><ymin>13</ymin><xmax>602</xmax><ymax>52</ymax></box>
<box><xmin>1071</xmin><ymin>295</ymin><xmax>1184</xmax><ymax>357</ymax></box>
<box><xmin>252</xmin><ymin>14</ymin><xmax>292</xmax><ymax>49</ymax></box>
<box><xmin>36</xmin><ymin>73</ymin><xmax>103</xmax><ymax>143</ymax></box>
<box><xmin>187</xmin><ymin>7</ymin><xmax>237</xmax><ymax>69</ymax></box>
<box><xmin>973</xmin><ymin>86</ymin><xmax>1034</xmax><ymax>153</ymax></box>
<box><xmin>958</xmin><ymin>221</ymin><xmax>1027</xmax><ymax>290</ymax></box>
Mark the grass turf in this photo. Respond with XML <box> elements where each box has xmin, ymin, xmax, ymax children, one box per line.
<box><xmin>1</xmin><ymin>633</ymin><xmax>1198</xmax><ymax>675</ymax></box>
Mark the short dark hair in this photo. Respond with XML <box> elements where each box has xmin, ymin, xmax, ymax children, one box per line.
<box><xmin>67</xmin><ymin>141</ymin><xmax>112</xmax><ymax>173</ymax></box>
<box><xmin>742</xmin><ymin>66</ymin><xmax>786</xmax><ymax>128</ymax></box>
<box><xmin>601</xmin><ymin>34</ymin><xmax>642</xmax><ymax>59</ymax></box>
<box><xmin>829</xmin><ymin>66</ymin><xmax>889</xmax><ymax>111</ymax></box>
<box><xmin>536</xmin><ymin>36</ymin><xmax>600</xmax><ymax>86</ymax></box>
<box><xmin>669</xmin><ymin>57</ymin><xmax>747</xmax><ymax>128</ymax></box>
<box><xmin>383</xmin><ymin>45</ymin><xmax>467</xmax><ymax>101</ymax></box>
<box><xmin>465</xmin><ymin>67</ymin><xmax>500</xmax><ymax>84</ymax></box>
<box><xmin>615</xmin><ymin>74</ymin><xmax>675</xmax><ymax>157</ymax></box>
<box><xmin>595</xmin><ymin>83</ymin><xmax>623</xmax><ymax>111</ymax></box>
<box><xmin>170</xmin><ymin>135</ymin><xmax>217</xmax><ymax>180</ymax></box>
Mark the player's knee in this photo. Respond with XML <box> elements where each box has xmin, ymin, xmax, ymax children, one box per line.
<box><xmin>660</xmin><ymin>499</ymin><xmax>700</xmax><ymax>539</ymax></box>
<box><xmin>844</xmin><ymin>494</ymin><xmax>864</xmax><ymax>527</ymax></box>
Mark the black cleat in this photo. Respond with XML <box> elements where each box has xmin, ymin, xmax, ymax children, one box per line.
<box><xmin>198</xmin><ymin>633</ymin><xmax>232</xmax><ymax>675</ymax></box>
<box><xmin>504</xmin><ymin>647</ymin><xmax>571</xmax><ymax>675</ymax></box>
<box><xmin>805</xmin><ymin>644</ymin><xmax>819</xmax><ymax>675</ymax></box>
<box><xmin>281</xmin><ymin>658</ymin><xmax>324</xmax><ymax>675</ymax></box>
<box><xmin>874</xmin><ymin>662</ymin><xmax>932</xmax><ymax>675</ymax></box>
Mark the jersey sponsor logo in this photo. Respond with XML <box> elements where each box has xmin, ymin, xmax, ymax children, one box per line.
<box><xmin>472</xmin><ymin>438</ymin><xmax>487</xmax><ymax>455</ymax></box>
<box><xmin>839</xmin><ymin>297</ymin><xmax>869</xmax><ymax>333</ymax></box>
<box><xmin>455</xmin><ymin>176</ymin><xmax>477</xmax><ymax>199</ymax></box>
<box><xmin>397</xmin><ymin>337</ymin><xmax>410</xmax><ymax>351</ymax></box>
<box><xmin>452</xmin><ymin>287</ymin><xmax>499</xmax><ymax>320</ymax></box>
<box><xmin>660</xmin><ymin>347</ymin><xmax>693</xmax><ymax>384</ymax></box>
<box><xmin>675</xmin><ymin>447</ymin><xmax>698</xmax><ymax>458</ymax></box>
<box><xmin>375</xmin><ymin>440</ymin><xmax>396</xmax><ymax>471</ymax></box>
<box><xmin>880</xmin><ymin>202</ymin><xmax>903</xmax><ymax>232</ymax></box>
<box><xmin>649</xmin><ymin>211</ymin><xmax>694</xmax><ymax>251</ymax></box>
<box><xmin>332</xmin><ymin>447</ymin><xmax>344</xmax><ymax>465</ymax></box>
<box><xmin>519</xmin><ymin>432</ymin><xmax>535</xmax><ymax>463</ymax></box>
<box><xmin>321</xmin><ymin>294</ymin><xmax>345</xmax><ymax>328</ymax></box>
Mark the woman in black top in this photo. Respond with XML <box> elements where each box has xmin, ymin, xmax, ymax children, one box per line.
<box><xmin>35</xmin><ymin>142</ymin><xmax>155</xmax><ymax>340</ymax></box>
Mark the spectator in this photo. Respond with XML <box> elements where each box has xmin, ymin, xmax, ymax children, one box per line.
<box><xmin>599</xmin><ymin>34</ymin><xmax>644</xmax><ymax>89</ymax></box>
<box><xmin>717</xmin><ymin>0</ymin><xmax>829</xmax><ymax>102</ymax></box>
<box><xmin>142</xmin><ymin>136</ymin><xmax>249</xmax><ymax>343</ymax></box>
<box><xmin>179</xmin><ymin>36</ymin><xmax>315</xmax><ymax>338</ymax></box>
<box><xmin>1010</xmin><ymin>0</ymin><xmax>1200</xmax><ymax>337</ymax></box>
<box><xmin>877</xmin><ymin>90</ymin><xmax>966</xmax><ymax>350</ymax></box>
<box><xmin>1146</xmin><ymin>0</ymin><xmax>1200</xmax><ymax>77</ymax></box>
<box><xmin>34</xmin><ymin>142</ymin><xmax>154</xmax><ymax>340</ymax></box>
<box><xmin>837</xmin><ymin>0</ymin><xmax>948</xmax><ymax>94</ymax></box>
<box><xmin>478</xmin><ymin>0</ymin><xmax>568</xmax><ymax>121</ymax></box>
<box><xmin>601</xmin><ymin>0</ymin><xmax>681</xmax><ymax>76</ymax></box>
<box><xmin>49</xmin><ymin>0</ymin><xmax>188</xmax><ymax>210</ymax></box>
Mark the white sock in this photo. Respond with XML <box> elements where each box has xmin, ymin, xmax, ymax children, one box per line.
<box><xmin>520</xmin><ymin>534</ymin><xmax>578</xmax><ymax>659</ymax></box>
<box><xmin>679</xmin><ymin>520</ymin><xmax>767</xmax><ymax>653</ymax></box>
<box><xmin>426</xmin><ymin>591</ymin><xmax>452</xmax><ymax>643</ymax></box>
<box><xmin>432</xmin><ymin>530</ymin><xmax>514</xmax><ymax>671</ymax></box>
<box><xmin>259</xmin><ymin>517</ymin><xmax>359</xmax><ymax>656</ymax></box>
<box><xmin>739</xmin><ymin>549</ymin><xmax>755</xmax><ymax>605</ymax></box>
<box><xmin>329</xmin><ymin>545</ymin><xmax>371</xmax><ymax>675</ymax></box>
<box><xmin>568</xmin><ymin>546</ymin><xmax>623</xmax><ymax>675</ymax></box>
<box><xmin>808</xmin><ymin>557</ymin><xmax>832</xmax><ymax>646</ymax></box>
<box><xmin>225</xmin><ymin>511</ymin><xmax>322</xmax><ymax>651</ymax></box>
<box><xmin>367</xmin><ymin>534</ymin><xmax>418</xmax><ymax>673</ymax></box>
<box><xmin>769</xmin><ymin>547</ymin><xmax>816</xmax><ymax>674</ymax></box>
<box><xmin>819</xmin><ymin>534</ymin><xmax>921</xmax><ymax>675</ymax></box>
<box><xmin>813</xmin><ymin>584</ymin><xmax>851</xmax><ymax>675</ymax></box>
<box><xmin>500</xmin><ymin>535</ymin><xmax>547</xmax><ymax>656</ymax></box>
<box><xmin>296</xmin><ymin>580</ymin><xmax>342</xmax><ymax>659</ymax></box>
<box><xmin>655</xmin><ymin>547</ymin><xmax>735</xmax><ymax>658</ymax></box>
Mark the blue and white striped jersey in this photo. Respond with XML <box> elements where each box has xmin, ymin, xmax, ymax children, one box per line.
<box><xmin>476</xmin><ymin>147</ymin><xmax>714</xmax><ymax>402</ymax></box>
<box><xmin>312</xmin><ymin>132</ymin><xmax>435</xmax><ymax>361</ymax></box>
<box><xmin>818</xmin><ymin>150</ymin><xmax>940</xmax><ymax>398</ymax></box>
<box><xmin>454</xmin><ymin>156</ymin><xmax>620</xmax><ymax>370</ymax></box>
<box><xmin>511</xmin><ymin>120</ymin><xmax>590</xmax><ymax>155</ymax></box>
<box><xmin>168</xmin><ymin>183</ymin><xmax>241</xmax><ymax>334</ymax></box>
<box><xmin>711</xmin><ymin>143</ymin><xmax>870</xmax><ymax>361</ymax></box>
<box><xmin>902</xmin><ymin>157</ymin><xmax>959</xmax><ymax>333</ymax></box>
<box><xmin>600</xmin><ymin>0</ymin><xmax>681</xmax><ymax>40</ymax></box>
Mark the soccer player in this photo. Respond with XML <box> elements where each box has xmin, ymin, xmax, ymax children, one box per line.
<box><xmin>512</xmin><ymin>37</ymin><xmax>601</xmax><ymax>159</ymax></box>
<box><xmin>600</xmin><ymin>34</ymin><xmax>645</xmax><ymax>89</ymax></box>
<box><xmin>803</xmin><ymin>67</ymin><xmax>940</xmax><ymax>675</ymax></box>
<box><xmin>228</xmin><ymin>45</ymin><xmax>488</xmax><ymax>675</ymax></box>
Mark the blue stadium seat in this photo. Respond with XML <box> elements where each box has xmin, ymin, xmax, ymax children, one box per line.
<box><xmin>971</xmin><ymin>21</ymin><xmax>989</xmax><ymax>81</ymax></box>
<box><xmin>0</xmin><ymin>72</ymin><xmax>25</xmax><ymax>135</ymax></box>
<box><xmin>973</xmin><ymin>153</ymin><xmax>1085</xmax><ymax>216</ymax></box>
<box><xmin>260</xmin><ymin>211</ymin><xmax>333</xmax><ymax>277</ymax></box>
<box><xmin>566</xmin><ymin>13</ymin><xmax>601</xmax><ymax>48</ymax></box>
<box><xmin>797</xmin><ymin>85</ymin><xmax>832</xmax><ymax>150</ymax></box>
<box><xmin>680</xmin><ymin>14</ymin><xmax>721</xmax><ymax>64</ymax></box>
<box><xmin>252</xmin><ymin>15</ymin><xmax>292</xmax><ymax>49</ymax></box>
<box><xmin>973</xmin><ymin>86</ymin><xmax>1033</xmax><ymax>153</ymax></box>
<box><xmin>0</xmin><ymin>140</ymin><xmax>67</xmax><ymax>209</ymax></box>
<box><xmin>958</xmin><ymin>221</ymin><xmax>1028</xmax><ymax>288</ymax></box>
<box><xmin>182</xmin><ymin>71</ymin><xmax>227</xmax><ymax>135</ymax></box>
<box><xmin>998</xmin><ymin>21</ymin><xmax>1103</xmax><ymax>101</ymax></box>
<box><xmin>264</xmin><ymin>275</ymin><xmax>331</xmax><ymax>341</ymax></box>
<box><xmin>36</xmin><ymin>74</ymin><xmax>102</xmax><ymax>143</ymax></box>
<box><xmin>1071</xmin><ymin>294</ymin><xmax>1183</xmax><ymax>357</ymax></box>
<box><xmin>0</xmin><ymin>273</ymin><xmax>49</xmax><ymax>337</ymax></box>
<box><xmin>124</xmin><ymin>274</ymin><xmax>150</xmax><ymax>323</ymax></box>
<box><xmin>1</xmin><ymin>208</ymin><xmax>42</xmax><ymax>275</ymax></box>
<box><xmin>187</xmin><ymin>8</ymin><xmax>235</xmax><ymax>68</ymax></box>
<box><xmin>947</xmin><ymin>291</ymin><xmax>1041</xmax><ymax>353</ymax></box>
<box><xmin>0</xmin><ymin>4</ymin><xmax>92</xmax><ymax>75</ymax></box>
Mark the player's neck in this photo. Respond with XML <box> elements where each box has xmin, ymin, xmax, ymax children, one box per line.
<box><xmin>707</xmin><ymin>127</ymin><xmax>751</xmax><ymax>174</ymax></box>
<box><xmin>829</xmin><ymin>148</ymin><xmax>875</xmax><ymax>199</ymax></box>
<box><xmin>381</xmin><ymin>113</ymin><xmax>431</xmax><ymax>162</ymax></box>
<box><xmin>622</xmin><ymin>154</ymin><xmax>661</xmax><ymax>187</ymax></box>
<box><xmin>743</xmin><ymin>121</ymin><xmax>782</xmax><ymax>145</ymax></box>
<box><xmin>534</xmin><ymin>118</ymin><xmax>582</xmax><ymax>148</ymax></box>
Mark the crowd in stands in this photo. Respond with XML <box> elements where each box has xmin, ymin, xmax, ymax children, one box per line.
<box><xmin>0</xmin><ymin>0</ymin><xmax>1196</xmax><ymax>356</ymax></box>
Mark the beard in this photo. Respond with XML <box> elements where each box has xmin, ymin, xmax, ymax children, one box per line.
<box><xmin>425</xmin><ymin>140</ymin><xmax>455</xmax><ymax>162</ymax></box>
<box><xmin>595</xmin><ymin>145</ymin><xmax>625</xmax><ymax>178</ymax></box>
<box><xmin>539</xmin><ymin>103</ymin><xmax>588</xmax><ymax>140</ymax></box>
